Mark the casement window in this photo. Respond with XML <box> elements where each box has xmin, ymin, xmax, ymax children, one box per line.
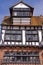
<box><xmin>4</xmin><ymin>30</ymin><xmax>22</xmax><ymax>42</ymax></box>
<box><xmin>5</xmin><ymin>30</ymin><xmax>21</xmax><ymax>34</ymax></box>
<box><xmin>13</xmin><ymin>18</ymin><xmax>31</xmax><ymax>24</ymax></box>
<box><xmin>14</xmin><ymin>11</ymin><xmax>29</xmax><ymax>16</ymax></box>
<box><xmin>3</xmin><ymin>51</ymin><xmax>40</xmax><ymax>64</ymax></box>
<box><xmin>26</xmin><ymin>30</ymin><xmax>39</xmax><ymax>42</ymax></box>
<box><xmin>28</xmin><ymin>56</ymin><xmax>39</xmax><ymax>63</ymax></box>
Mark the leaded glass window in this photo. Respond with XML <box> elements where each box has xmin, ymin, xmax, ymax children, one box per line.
<box><xmin>3</xmin><ymin>51</ymin><xmax>40</xmax><ymax>64</ymax></box>
<box><xmin>14</xmin><ymin>11</ymin><xmax>29</xmax><ymax>16</ymax></box>
<box><xmin>26</xmin><ymin>30</ymin><xmax>39</xmax><ymax>42</ymax></box>
<box><xmin>4</xmin><ymin>30</ymin><xmax>22</xmax><ymax>42</ymax></box>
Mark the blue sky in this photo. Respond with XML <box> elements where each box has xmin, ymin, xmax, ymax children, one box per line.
<box><xmin>0</xmin><ymin>0</ymin><xmax>43</xmax><ymax>24</ymax></box>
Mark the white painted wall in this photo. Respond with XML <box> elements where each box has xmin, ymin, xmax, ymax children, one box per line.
<box><xmin>0</xmin><ymin>30</ymin><xmax>6</xmax><ymax>45</ymax></box>
<box><xmin>22</xmin><ymin>30</ymin><xmax>25</xmax><ymax>45</ymax></box>
<box><xmin>13</xmin><ymin>3</ymin><xmax>29</xmax><ymax>8</ymax></box>
<box><xmin>2</xmin><ymin>30</ymin><xmax>5</xmax><ymax>41</ymax></box>
<box><xmin>38</xmin><ymin>30</ymin><xmax>42</xmax><ymax>42</ymax></box>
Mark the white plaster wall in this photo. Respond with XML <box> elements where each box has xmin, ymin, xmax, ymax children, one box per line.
<box><xmin>13</xmin><ymin>3</ymin><xmax>29</xmax><ymax>8</ymax></box>
<box><xmin>22</xmin><ymin>30</ymin><xmax>25</xmax><ymax>45</ymax></box>
<box><xmin>38</xmin><ymin>30</ymin><xmax>42</xmax><ymax>42</ymax></box>
<box><xmin>2</xmin><ymin>30</ymin><xmax>5</xmax><ymax>41</ymax></box>
<box><xmin>0</xmin><ymin>30</ymin><xmax>6</xmax><ymax>45</ymax></box>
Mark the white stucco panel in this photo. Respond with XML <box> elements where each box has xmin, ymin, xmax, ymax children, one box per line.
<box><xmin>13</xmin><ymin>3</ymin><xmax>29</xmax><ymax>8</ymax></box>
<box><xmin>38</xmin><ymin>30</ymin><xmax>42</xmax><ymax>42</ymax></box>
<box><xmin>22</xmin><ymin>30</ymin><xmax>25</xmax><ymax>45</ymax></box>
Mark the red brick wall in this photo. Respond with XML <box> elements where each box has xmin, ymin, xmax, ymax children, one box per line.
<box><xmin>0</xmin><ymin>47</ymin><xmax>43</xmax><ymax>65</ymax></box>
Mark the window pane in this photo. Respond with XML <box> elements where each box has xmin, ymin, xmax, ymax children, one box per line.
<box><xmin>16</xmin><ymin>57</ymin><xmax>21</xmax><ymax>62</ymax></box>
<box><xmin>26</xmin><ymin>31</ymin><xmax>37</xmax><ymax>34</ymax></box>
<box><xmin>4</xmin><ymin>30</ymin><xmax>22</xmax><ymax>42</ymax></box>
<box><xmin>5</xmin><ymin>35</ymin><xmax>22</xmax><ymax>41</ymax></box>
<box><xmin>22</xmin><ymin>57</ymin><xmax>27</xmax><ymax>61</ymax></box>
<box><xmin>14</xmin><ymin>12</ymin><xmax>29</xmax><ymax>16</ymax></box>
<box><xmin>32</xmin><ymin>31</ymin><xmax>37</xmax><ymax>34</ymax></box>
<box><xmin>26</xmin><ymin>35</ymin><xmax>38</xmax><ymax>41</ymax></box>
<box><xmin>26</xmin><ymin>30</ymin><xmax>38</xmax><ymax>42</ymax></box>
<box><xmin>4</xmin><ymin>35</ymin><xmax>10</xmax><ymax>40</ymax></box>
<box><xmin>5</xmin><ymin>30</ymin><xmax>21</xmax><ymax>34</ymax></box>
<box><xmin>26</xmin><ymin>35</ymin><xmax>31</xmax><ymax>41</ymax></box>
<box><xmin>3</xmin><ymin>51</ymin><xmax>40</xmax><ymax>64</ymax></box>
<box><xmin>26</xmin><ymin>31</ymin><xmax>31</xmax><ymax>34</ymax></box>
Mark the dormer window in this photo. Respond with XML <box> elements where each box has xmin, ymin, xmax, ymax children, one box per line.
<box><xmin>9</xmin><ymin>1</ymin><xmax>34</xmax><ymax>24</ymax></box>
<box><xmin>10</xmin><ymin>2</ymin><xmax>34</xmax><ymax>17</ymax></box>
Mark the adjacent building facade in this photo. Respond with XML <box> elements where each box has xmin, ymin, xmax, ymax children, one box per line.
<box><xmin>0</xmin><ymin>1</ymin><xmax>43</xmax><ymax>65</ymax></box>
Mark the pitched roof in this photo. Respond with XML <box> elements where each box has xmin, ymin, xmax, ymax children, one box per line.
<box><xmin>2</xmin><ymin>16</ymin><xmax>43</xmax><ymax>26</ymax></box>
<box><xmin>10</xmin><ymin>1</ymin><xmax>34</xmax><ymax>9</ymax></box>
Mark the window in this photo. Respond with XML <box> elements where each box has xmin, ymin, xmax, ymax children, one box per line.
<box><xmin>22</xmin><ymin>57</ymin><xmax>27</xmax><ymax>61</ymax></box>
<box><xmin>13</xmin><ymin>11</ymin><xmax>29</xmax><ymax>16</ymax></box>
<box><xmin>26</xmin><ymin>35</ymin><xmax>38</xmax><ymax>41</ymax></box>
<box><xmin>29</xmin><ymin>57</ymin><xmax>39</xmax><ymax>63</ymax></box>
<box><xmin>16</xmin><ymin>57</ymin><xmax>21</xmax><ymax>62</ymax></box>
<box><xmin>4</xmin><ymin>35</ymin><xmax>10</xmax><ymax>40</ymax></box>
<box><xmin>22</xmin><ymin>52</ymin><xmax>27</xmax><ymax>55</ymax></box>
<box><xmin>26</xmin><ymin>31</ymin><xmax>39</xmax><ymax>42</ymax></box>
<box><xmin>5</xmin><ymin>30</ymin><xmax>21</xmax><ymax>34</ymax></box>
<box><xmin>13</xmin><ymin>18</ymin><xmax>31</xmax><ymax>24</ymax></box>
<box><xmin>4</xmin><ymin>30</ymin><xmax>22</xmax><ymax>42</ymax></box>
<box><xmin>3</xmin><ymin>51</ymin><xmax>40</xmax><ymax>64</ymax></box>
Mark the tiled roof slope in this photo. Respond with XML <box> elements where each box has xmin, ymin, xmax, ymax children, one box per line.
<box><xmin>2</xmin><ymin>16</ymin><xmax>43</xmax><ymax>26</ymax></box>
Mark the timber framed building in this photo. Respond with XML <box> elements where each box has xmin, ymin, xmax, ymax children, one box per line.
<box><xmin>0</xmin><ymin>0</ymin><xmax>43</xmax><ymax>65</ymax></box>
